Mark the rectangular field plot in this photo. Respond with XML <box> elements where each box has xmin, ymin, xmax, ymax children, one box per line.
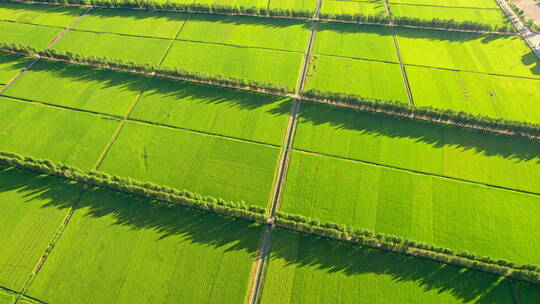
<box><xmin>280</xmin><ymin>152</ymin><xmax>540</xmax><ymax>265</ymax></box>
<box><xmin>388</xmin><ymin>0</ymin><xmax>500</xmax><ymax>9</ymax></box>
<box><xmin>0</xmin><ymin>53</ymin><xmax>32</xmax><ymax>84</ymax></box>
<box><xmin>51</xmin><ymin>30</ymin><xmax>170</xmax><ymax>65</ymax></box>
<box><xmin>0</xmin><ymin>98</ymin><xmax>120</xmax><ymax>169</ymax></box>
<box><xmin>162</xmin><ymin>41</ymin><xmax>302</xmax><ymax>91</ymax></box>
<box><xmin>73</xmin><ymin>8</ymin><xmax>187</xmax><ymax>39</ymax></box>
<box><xmin>27</xmin><ymin>188</ymin><xmax>261</xmax><ymax>304</ymax></box>
<box><xmin>3</xmin><ymin>60</ymin><xmax>148</xmax><ymax>117</ymax></box>
<box><xmin>130</xmin><ymin>77</ymin><xmax>290</xmax><ymax>145</ymax></box>
<box><xmin>260</xmin><ymin>229</ymin><xmax>515</xmax><ymax>304</ymax></box>
<box><xmin>0</xmin><ymin>21</ymin><xmax>61</xmax><ymax>49</ymax></box>
<box><xmin>268</xmin><ymin>0</ymin><xmax>317</xmax><ymax>15</ymax></box>
<box><xmin>389</xmin><ymin>5</ymin><xmax>510</xmax><ymax>29</ymax></box>
<box><xmin>304</xmin><ymin>55</ymin><xmax>409</xmax><ymax>102</ymax></box>
<box><xmin>178</xmin><ymin>14</ymin><xmax>311</xmax><ymax>52</ymax></box>
<box><xmin>407</xmin><ymin>66</ymin><xmax>540</xmax><ymax>124</ymax></box>
<box><xmin>396</xmin><ymin>29</ymin><xmax>540</xmax><ymax>79</ymax></box>
<box><xmin>99</xmin><ymin>121</ymin><xmax>280</xmax><ymax>206</ymax></box>
<box><xmin>314</xmin><ymin>22</ymin><xmax>398</xmax><ymax>62</ymax></box>
<box><xmin>320</xmin><ymin>0</ymin><xmax>388</xmax><ymax>19</ymax></box>
<box><xmin>294</xmin><ymin>102</ymin><xmax>540</xmax><ymax>194</ymax></box>
<box><xmin>0</xmin><ymin>1</ymin><xmax>84</xmax><ymax>27</ymax></box>
<box><xmin>0</xmin><ymin>167</ymin><xmax>81</xmax><ymax>291</ymax></box>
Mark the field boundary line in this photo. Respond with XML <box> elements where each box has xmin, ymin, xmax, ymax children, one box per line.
<box><xmin>248</xmin><ymin>226</ymin><xmax>273</xmax><ymax>304</ymax></box>
<box><xmin>403</xmin><ymin>62</ymin><xmax>540</xmax><ymax>81</ymax></box>
<box><xmin>510</xmin><ymin>279</ymin><xmax>525</xmax><ymax>304</ymax></box>
<box><xmin>0</xmin><ymin>57</ymin><xmax>38</xmax><ymax>95</ymax></box>
<box><xmin>6</xmin><ymin>0</ymin><xmax>521</xmax><ymax>35</ymax></box>
<box><xmin>16</xmin><ymin>187</ymin><xmax>87</xmax><ymax>302</ymax></box>
<box><xmin>0</xmin><ymin>19</ymin><xmax>64</xmax><ymax>29</ymax></box>
<box><xmin>0</xmin><ymin>94</ymin><xmax>281</xmax><ymax>148</ymax></box>
<box><xmin>157</xmin><ymin>19</ymin><xmax>188</xmax><ymax>66</ymax></box>
<box><xmin>110</xmin><ymin>231</ymin><xmax>145</xmax><ymax>304</ymax></box>
<box><xmin>46</xmin><ymin>6</ymin><xmax>92</xmax><ymax>49</ymax></box>
<box><xmin>388</xmin><ymin>2</ymin><xmax>502</xmax><ymax>10</ymax></box>
<box><xmin>391</xmin><ymin>33</ymin><xmax>415</xmax><ymax>105</ymax></box>
<box><xmin>293</xmin><ymin>148</ymin><xmax>540</xmax><ymax>196</ymax></box>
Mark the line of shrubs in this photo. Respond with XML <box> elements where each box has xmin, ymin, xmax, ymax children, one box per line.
<box><xmin>12</xmin><ymin>0</ymin><xmax>515</xmax><ymax>32</ymax></box>
<box><xmin>0</xmin><ymin>42</ymin><xmax>290</xmax><ymax>93</ymax></box>
<box><xmin>274</xmin><ymin>212</ymin><xmax>540</xmax><ymax>284</ymax></box>
<box><xmin>0</xmin><ymin>152</ymin><xmax>268</xmax><ymax>223</ymax></box>
<box><xmin>2</xmin><ymin>151</ymin><xmax>539</xmax><ymax>284</ymax></box>
<box><xmin>303</xmin><ymin>89</ymin><xmax>540</xmax><ymax>138</ymax></box>
<box><xmin>392</xmin><ymin>16</ymin><xmax>515</xmax><ymax>33</ymax></box>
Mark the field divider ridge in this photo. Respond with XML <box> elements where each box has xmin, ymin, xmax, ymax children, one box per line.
<box><xmin>391</xmin><ymin>34</ymin><xmax>415</xmax><ymax>105</ymax></box>
<box><xmin>388</xmin><ymin>2</ymin><xmax>503</xmax><ymax>10</ymax></box>
<box><xmin>0</xmin><ymin>285</ymin><xmax>48</xmax><ymax>304</ymax></box>
<box><xmin>293</xmin><ymin>147</ymin><xmax>540</xmax><ymax>197</ymax></box>
<box><xmin>157</xmin><ymin>19</ymin><xmax>188</xmax><ymax>66</ymax></box>
<box><xmin>0</xmin><ymin>19</ymin><xmax>65</xmax><ymax>29</ymax></box>
<box><xmin>0</xmin><ymin>57</ymin><xmax>39</xmax><ymax>95</ymax></box>
<box><xmin>46</xmin><ymin>6</ymin><xmax>93</xmax><ymax>49</ymax></box>
<box><xmin>16</xmin><ymin>187</ymin><xmax>88</xmax><ymax>303</ymax></box>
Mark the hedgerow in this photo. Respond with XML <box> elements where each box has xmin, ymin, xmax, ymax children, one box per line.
<box><xmin>392</xmin><ymin>16</ymin><xmax>515</xmax><ymax>33</ymax></box>
<box><xmin>1</xmin><ymin>151</ymin><xmax>539</xmax><ymax>284</ymax></box>
<box><xmin>0</xmin><ymin>42</ymin><xmax>290</xmax><ymax>93</ymax></box>
<box><xmin>303</xmin><ymin>89</ymin><xmax>540</xmax><ymax>138</ymax></box>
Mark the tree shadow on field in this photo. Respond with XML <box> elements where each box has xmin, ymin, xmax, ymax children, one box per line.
<box><xmin>295</xmin><ymin>101</ymin><xmax>540</xmax><ymax>163</ymax></box>
<box><xmin>522</xmin><ymin>50</ymin><xmax>540</xmax><ymax>76</ymax></box>
<box><xmin>0</xmin><ymin>53</ymin><xmax>33</xmax><ymax>83</ymax></box>
<box><xmin>0</xmin><ymin>166</ymin><xmax>519</xmax><ymax>303</ymax></box>
<box><xmin>0</xmin><ymin>1</ymin><xmax>84</xmax><ymax>21</ymax></box>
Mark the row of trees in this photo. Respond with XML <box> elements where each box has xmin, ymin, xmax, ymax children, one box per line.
<box><xmin>508</xmin><ymin>2</ymin><xmax>540</xmax><ymax>32</ymax></box>
<box><xmin>0</xmin><ymin>42</ymin><xmax>290</xmax><ymax>93</ymax></box>
<box><xmin>1</xmin><ymin>151</ymin><xmax>539</xmax><ymax>284</ymax></box>
<box><xmin>303</xmin><ymin>89</ymin><xmax>540</xmax><ymax>138</ymax></box>
<box><xmin>13</xmin><ymin>0</ymin><xmax>515</xmax><ymax>32</ymax></box>
<box><xmin>275</xmin><ymin>212</ymin><xmax>540</xmax><ymax>283</ymax></box>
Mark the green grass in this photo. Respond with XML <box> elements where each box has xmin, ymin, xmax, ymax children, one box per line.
<box><xmin>195</xmin><ymin>0</ymin><xmax>269</xmax><ymax>10</ymax></box>
<box><xmin>0</xmin><ymin>290</ymin><xmax>14</xmax><ymax>304</ymax></box>
<box><xmin>0</xmin><ymin>53</ymin><xmax>32</xmax><ymax>84</ymax></box>
<box><xmin>313</xmin><ymin>22</ymin><xmax>398</xmax><ymax>62</ymax></box>
<box><xmin>390</xmin><ymin>4</ymin><xmax>510</xmax><ymax>28</ymax></box>
<box><xmin>0</xmin><ymin>97</ymin><xmax>120</xmax><ymax>170</ymax></box>
<box><xmin>99</xmin><ymin>121</ymin><xmax>280</xmax><ymax>206</ymax></box>
<box><xmin>3</xmin><ymin>60</ymin><xmax>148</xmax><ymax>117</ymax></box>
<box><xmin>178</xmin><ymin>14</ymin><xmax>311</xmax><ymax>52</ymax></box>
<box><xmin>304</xmin><ymin>55</ymin><xmax>409</xmax><ymax>102</ymax></box>
<box><xmin>294</xmin><ymin>102</ymin><xmax>540</xmax><ymax>194</ymax></box>
<box><xmin>0</xmin><ymin>166</ymin><xmax>81</xmax><ymax>291</ymax></box>
<box><xmin>51</xmin><ymin>30</ymin><xmax>170</xmax><ymax>65</ymax></box>
<box><xmin>388</xmin><ymin>0</ymin><xmax>500</xmax><ymax>9</ymax></box>
<box><xmin>130</xmin><ymin>77</ymin><xmax>290</xmax><ymax>145</ymax></box>
<box><xmin>161</xmin><ymin>40</ymin><xmax>302</xmax><ymax>90</ymax></box>
<box><xmin>73</xmin><ymin>8</ymin><xmax>187</xmax><ymax>39</ymax></box>
<box><xmin>268</xmin><ymin>0</ymin><xmax>316</xmax><ymax>14</ymax></box>
<box><xmin>27</xmin><ymin>187</ymin><xmax>262</xmax><ymax>304</ymax></box>
<box><xmin>0</xmin><ymin>1</ymin><xmax>84</xmax><ymax>27</ymax></box>
<box><xmin>0</xmin><ymin>21</ymin><xmax>61</xmax><ymax>49</ymax></box>
<box><xmin>396</xmin><ymin>29</ymin><xmax>540</xmax><ymax>78</ymax></box>
<box><xmin>260</xmin><ymin>229</ymin><xmax>515</xmax><ymax>304</ymax></box>
<box><xmin>518</xmin><ymin>282</ymin><xmax>540</xmax><ymax>303</ymax></box>
<box><xmin>407</xmin><ymin>65</ymin><xmax>540</xmax><ymax>124</ymax></box>
<box><xmin>281</xmin><ymin>151</ymin><xmax>540</xmax><ymax>265</ymax></box>
<box><xmin>320</xmin><ymin>0</ymin><xmax>388</xmax><ymax>18</ymax></box>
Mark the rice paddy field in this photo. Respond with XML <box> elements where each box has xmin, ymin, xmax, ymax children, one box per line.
<box><xmin>1</xmin><ymin>1</ymin><xmax>540</xmax><ymax>303</ymax></box>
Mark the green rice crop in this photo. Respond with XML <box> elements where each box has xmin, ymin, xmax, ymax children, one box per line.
<box><xmin>304</xmin><ymin>55</ymin><xmax>409</xmax><ymax>102</ymax></box>
<box><xmin>161</xmin><ymin>40</ymin><xmax>302</xmax><ymax>90</ymax></box>
<box><xmin>178</xmin><ymin>14</ymin><xmax>311</xmax><ymax>52</ymax></box>
<box><xmin>0</xmin><ymin>21</ymin><xmax>61</xmax><ymax>49</ymax></box>
<box><xmin>518</xmin><ymin>282</ymin><xmax>540</xmax><ymax>303</ymax></box>
<box><xmin>74</xmin><ymin>8</ymin><xmax>187</xmax><ymax>39</ymax></box>
<box><xmin>99</xmin><ymin>121</ymin><xmax>280</xmax><ymax>206</ymax></box>
<box><xmin>130</xmin><ymin>77</ymin><xmax>290</xmax><ymax>145</ymax></box>
<box><xmin>4</xmin><ymin>60</ymin><xmax>148</xmax><ymax>117</ymax></box>
<box><xmin>268</xmin><ymin>0</ymin><xmax>316</xmax><ymax>14</ymax></box>
<box><xmin>320</xmin><ymin>0</ymin><xmax>388</xmax><ymax>18</ymax></box>
<box><xmin>0</xmin><ymin>53</ymin><xmax>32</xmax><ymax>84</ymax></box>
<box><xmin>51</xmin><ymin>30</ymin><xmax>170</xmax><ymax>65</ymax></box>
<box><xmin>407</xmin><ymin>65</ymin><xmax>540</xmax><ymax>124</ymax></box>
<box><xmin>0</xmin><ymin>290</ymin><xmax>14</xmax><ymax>304</ymax></box>
<box><xmin>388</xmin><ymin>0</ymin><xmax>500</xmax><ymax>9</ymax></box>
<box><xmin>260</xmin><ymin>229</ymin><xmax>515</xmax><ymax>303</ymax></box>
<box><xmin>281</xmin><ymin>151</ymin><xmax>540</xmax><ymax>265</ymax></box>
<box><xmin>396</xmin><ymin>29</ymin><xmax>540</xmax><ymax>79</ymax></box>
<box><xmin>314</xmin><ymin>22</ymin><xmax>398</xmax><ymax>62</ymax></box>
<box><xmin>195</xmin><ymin>0</ymin><xmax>269</xmax><ymax>9</ymax></box>
<box><xmin>294</xmin><ymin>101</ymin><xmax>540</xmax><ymax>194</ymax></box>
<box><xmin>0</xmin><ymin>1</ymin><xmax>84</xmax><ymax>27</ymax></box>
<box><xmin>389</xmin><ymin>4</ymin><xmax>510</xmax><ymax>28</ymax></box>
<box><xmin>27</xmin><ymin>187</ymin><xmax>262</xmax><ymax>304</ymax></box>
<box><xmin>0</xmin><ymin>166</ymin><xmax>81</xmax><ymax>291</ymax></box>
<box><xmin>0</xmin><ymin>97</ymin><xmax>120</xmax><ymax>169</ymax></box>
